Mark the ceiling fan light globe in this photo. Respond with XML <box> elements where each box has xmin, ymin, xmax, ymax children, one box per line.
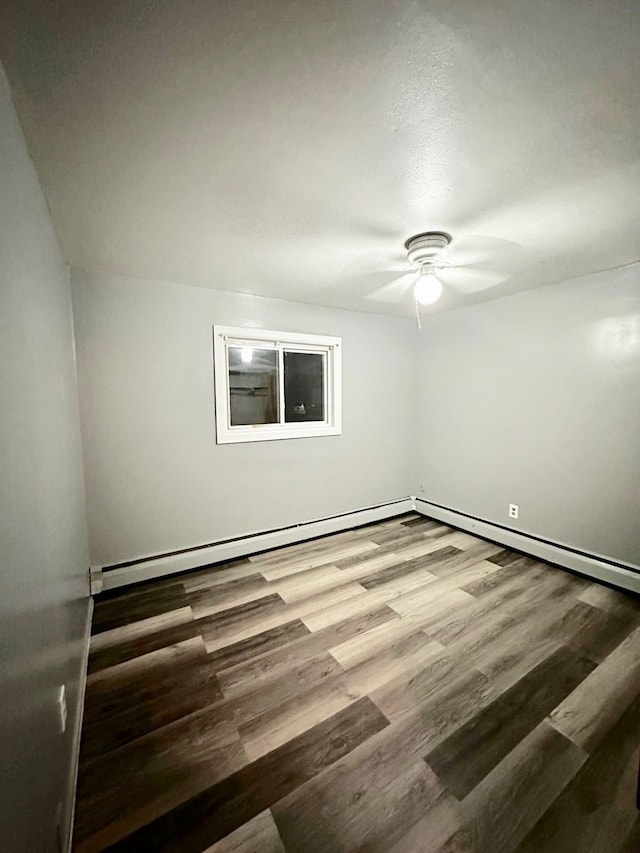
<box><xmin>414</xmin><ymin>272</ymin><xmax>443</xmax><ymax>305</ymax></box>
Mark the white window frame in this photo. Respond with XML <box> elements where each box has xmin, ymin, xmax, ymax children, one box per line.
<box><xmin>213</xmin><ymin>325</ymin><xmax>342</xmax><ymax>444</ymax></box>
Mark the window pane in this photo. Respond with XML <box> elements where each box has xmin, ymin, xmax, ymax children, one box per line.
<box><xmin>228</xmin><ymin>346</ymin><xmax>279</xmax><ymax>426</ymax></box>
<box><xmin>284</xmin><ymin>351</ymin><xmax>325</xmax><ymax>422</ymax></box>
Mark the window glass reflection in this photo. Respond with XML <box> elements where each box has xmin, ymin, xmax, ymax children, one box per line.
<box><xmin>284</xmin><ymin>351</ymin><xmax>325</xmax><ymax>422</ymax></box>
<box><xmin>228</xmin><ymin>347</ymin><xmax>279</xmax><ymax>426</ymax></box>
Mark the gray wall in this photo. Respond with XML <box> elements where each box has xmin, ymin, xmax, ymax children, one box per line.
<box><xmin>0</xmin><ymin>68</ymin><xmax>90</xmax><ymax>851</ymax></box>
<box><xmin>71</xmin><ymin>269</ymin><xmax>414</xmax><ymax>568</ymax></box>
<box><xmin>415</xmin><ymin>263</ymin><xmax>640</xmax><ymax>568</ymax></box>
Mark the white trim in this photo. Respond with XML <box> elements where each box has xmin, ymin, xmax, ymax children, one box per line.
<box><xmin>213</xmin><ymin>325</ymin><xmax>342</xmax><ymax>444</ymax></box>
<box><xmin>415</xmin><ymin>499</ymin><xmax>640</xmax><ymax>595</ymax></box>
<box><xmin>89</xmin><ymin>565</ymin><xmax>103</xmax><ymax>596</ymax></box>
<box><xmin>217</xmin><ymin>326</ymin><xmax>341</xmax><ymax>348</ymax></box>
<box><xmin>277</xmin><ymin>345</ymin><xmax>285</xmax><ymax>426</ymax></box>
<box><xmin>96</xmin><ymin>498</ymin><xmax>413</xmax><ymax>591</ymax></box>
<box><xmin>64</xmin><ymin>596</ymin><xmax>93</xmax><ymax>852</ymax></box>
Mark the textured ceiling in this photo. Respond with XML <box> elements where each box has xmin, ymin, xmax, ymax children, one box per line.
<box><xmin>1</xmin><ymin>0</ymin><xmax>639</xmax><ymax>316</ymax></box>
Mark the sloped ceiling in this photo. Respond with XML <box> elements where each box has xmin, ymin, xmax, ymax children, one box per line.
<box><xmin>1</xmin><ymin>0</ymin><xmax>639</xmax><ymax>315</ymax></box>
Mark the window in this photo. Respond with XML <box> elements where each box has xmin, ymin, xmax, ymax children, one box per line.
<box><xmin>213</xmin><ymin>325</ymin><xmax>342</xmax><ymax>443</ymax></box>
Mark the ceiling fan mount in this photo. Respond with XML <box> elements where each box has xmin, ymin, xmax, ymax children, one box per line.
<box><xmin>404</xmin><ymin>231</ymin><xmax>452</xmax><ymax>266</ymax></box>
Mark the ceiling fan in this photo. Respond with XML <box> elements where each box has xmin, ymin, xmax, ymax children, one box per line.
<box><xmin>354</xmin><ymin>230</ymin><xmax>519</xmax><ymax>325</ymax></box>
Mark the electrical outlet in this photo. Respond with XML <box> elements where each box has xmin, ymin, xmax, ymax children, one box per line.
<box><xmin>418</xmin><ymin>482</ymin><xmax>425</xmax><ymax>493</ymax></box>
<box><xmin>509</xmin><ymin>504</ymin><xmax>519</xmax><ymax>520</ymax></box>
<box><xmin>57</xmin><ymin>685</ymin><xmax>67</xmax><ymax>734</ymax></box>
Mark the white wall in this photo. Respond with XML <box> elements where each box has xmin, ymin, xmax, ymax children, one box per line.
<box><xmin>71</xmin><ymin>269</ymin><xmax>414</xmax><ymax>568</ymax></box>
<box><xmin>0</xmin><ymin>67</ymin><xmax>90</xmax><ymax>851</ymax></box>
<box><xmin>415</xmin><ymin>263</ymin><xmax>640</xmax><ymax>568</ymax></box>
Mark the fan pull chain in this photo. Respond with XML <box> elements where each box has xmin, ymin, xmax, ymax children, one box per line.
<box><xmin>415</xmin><ymin>291</ymin><xmax>422</xmax><ymax>329</ymax></box>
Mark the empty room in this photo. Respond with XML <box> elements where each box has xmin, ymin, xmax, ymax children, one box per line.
<box><xmin>1</xmin><ymin>1</ymin><xmax>640</xmax><ymax>851</ymax></box>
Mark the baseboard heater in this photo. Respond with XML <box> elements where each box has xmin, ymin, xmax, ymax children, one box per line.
<box><xmin>415</xmin><ymin>498</ymin><xmax>640</xmax><ymax>596</ymax></box>
<box><xmin>91</xmin><ymin>497</ymin><xmax>414</xmax><ymax>593</ymax></box>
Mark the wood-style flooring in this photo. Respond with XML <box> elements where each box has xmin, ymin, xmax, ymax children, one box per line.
<box><xmin>74</xmin><ymin>514</ymin><xmax>640</xmax><ymax>852</ymax></box>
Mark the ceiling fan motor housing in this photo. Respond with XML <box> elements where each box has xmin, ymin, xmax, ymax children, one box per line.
<box><xmin>405</xmin><ymin>232</ymin><xmax>451</xmax><ymax>266</ymax></box>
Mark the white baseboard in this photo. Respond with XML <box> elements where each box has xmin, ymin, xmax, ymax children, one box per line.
<box><xmin>64</xmin><ymin>596</ymin><xmax>93</xmax><ymax>852</ymax></box>
<box><xmin>416</xmin><ymin>499</ymin><xmax>640</xmax><ymax>595</ymax></box>
<box><xmin>96</xmin><ymin>498</ymin><xmax>414</xmax><ymax>592</ymax></box>
<box><xmin>89</xmin><ymin>566</ymin><xmax>103</xmax><ymax>596</ymax></box>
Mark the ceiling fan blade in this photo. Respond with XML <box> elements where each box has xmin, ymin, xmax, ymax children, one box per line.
<box><xmin>366</xmin><ymin>271</ymin><xmax>417</xmax><ymax>303</ymax></box>
<box><xmin>340</xmin><ymin>249</ymin><xmax>407</xmax><ymax>276</ymax></box>
<box><xmin>330</xmin><ymin>268</ymin><xmax>410</xmax><ymax>298</ymax></box>
<box><xmin>438</xmin><ymin>266</ymin><xmax>506</xmax><ymax>293</ymax></box>
<box><xmin>447</xmin><ymin>234</ymin><xmax>522</xmax><ymax>267</ymax></box>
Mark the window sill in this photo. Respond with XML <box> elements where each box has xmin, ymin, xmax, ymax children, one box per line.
<box><xmin>216</xmin><ymin>424</ymin><xmax>342</xmax><ymax>444</ymax></box>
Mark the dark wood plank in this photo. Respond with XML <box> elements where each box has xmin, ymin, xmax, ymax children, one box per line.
<box><xmin>358</xmin><ymin>559</ymin><xmax>425</xmax><ymax>589</ymax></box>
<box><xmin>359</xmin><ymin>546</ymin><xmax>462</xmax><ymax>588</ymax></box>
<box><xmin>419</xmin><ymin>540</ymin><xmax>501</xmax><ymax>579</ymax></box>
<box><xmin>74</xmin><ymin>702</ymin><xmax>246</xmax><ymax>851</ymax></box>
<box><xmin>440</xmin><ymin>723</ymin><xmax>587</xmax><ymax>852</ymax></box>
<box><xmin>272</xmin><ymin>720</ymin><xmax>452</xmax><ymax>853</ymax></box>
<box><xmin>205</xmin><ymin>618</ymin><xmax>311</xmax><ymax>674</ymax></box>
<box><xmin>579</xmin><ymin>583</ymin><xmax>640</xmax><ymax>620</ymax></box>
<box><xmin>81</xmin><ymin>656</ymin><xmax>225</xmax><ymax>759</ymax></box>
<box><xmin>196</xmin><ymin>593</ymin><xmax>287</xmax><ymax>638</ymax></box>
<box><xmin>452</xmin><ymin>575</ymin><xmax>594</xmax><ymax>689</ymax></box>
<box><xmin>335</xmin><ymin>533</ymin><xmax>425</xmax><ymax>566</ymax></box>
<box><xmin>95</xmin><ymin>575</ymin><xmax>188</xmax><ymax>602</ymax></box>
<box><xmin>93</xmin><ymin>584</ymin><xmax>189</xmax><ymax>633</ymax></box>
<box><xmin>186</xmin><ymin>572</ymin><xmax>271</xmax><ymax>610</ymax></box>
<box><xmin>517</xmin><ymin>694</ymin><xmax>640</xmax><ymax>853</ymax></box>
<box><xmin>548</xmin><ymin>626</ymin><xmax>640</xmax><ymax>752</ymax></box>
<box><xmin>547</xmin><ymin>599</ymin><xmax>640</xmax><ymax>664</ymax></box>
<box><xmin>205</xmin><ymin>810</ymin><xmax>285</xmax><ymax>852</ymax></box>
<box><xmin>88</xmin><ymin>619</ymin><xmax>202</xmax><ymax>673</ymax></box>
<box><xmin>487</xmin><ymin>549</ymin><xmax>536</xmax><ymax>567</ymax></box>
<box><xmin>462</xmin><ymin>561</ymin><xmax>524</xmax><ymax>596</ymax></box>
<box><xmin>425</xmin><ymin>645</ymin><xmax>595</xmax><ymax>799</ymax></box>
<box><xmin>85</xmin><ymin>636</ymin><xmax>207</xmax><ymax>706</ymax></box>
<box><xmin>107</xmin><ymin>697</ymin><xmax>389</xmax><ymax>852</ymax></box>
